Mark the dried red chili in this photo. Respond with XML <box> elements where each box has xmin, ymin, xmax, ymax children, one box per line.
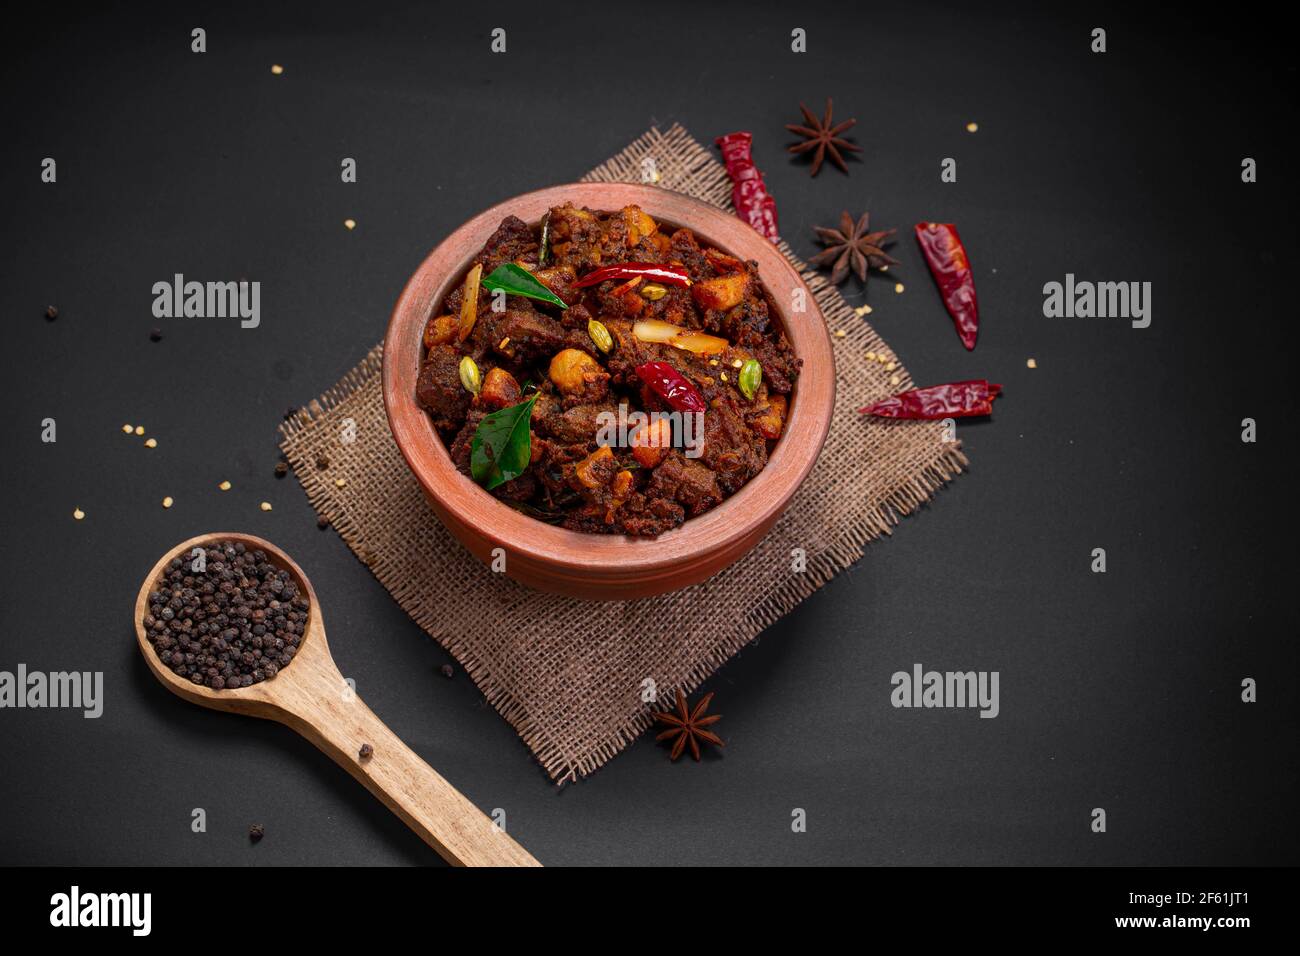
<box><xmin>859</xmin><ymin>380</ymin><xmax>1002</xmax><ymax>420</ymax></box>
<box><xmin>715</xmin><ymin>132</ymin><xmax>780</xmax><ymax>242</ymax></box>
<box><xmin>915</xmin><ymin>222</ymin><xmax>979</xmax><ymax>350</ymax></box>
<box><xmin>573</xmin><ymin>263</ymin><xmax>692</xmax><ymax>289</ymax></box>
<box><xmin>635</xmin><ymin>361</ymin><xmax>707</xmax><ymax>414</ymax></box>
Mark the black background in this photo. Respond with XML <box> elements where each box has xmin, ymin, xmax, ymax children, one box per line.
<box><xmin>1</xmin><ymin>1</ymin><xmax>1296</xmax><ymax>867</ymax></box>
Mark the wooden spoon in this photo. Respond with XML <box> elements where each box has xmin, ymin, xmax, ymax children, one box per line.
<box><xmin>134</xmin><ymin>532</ymin><xmax>540</xmax><ymax>867</ymax></box>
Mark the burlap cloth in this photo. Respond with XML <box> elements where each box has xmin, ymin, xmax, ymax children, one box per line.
<box><xmin>279</xmin><ymin>124</ymin><xmax>968</xmax><ymax>783</ymax></box>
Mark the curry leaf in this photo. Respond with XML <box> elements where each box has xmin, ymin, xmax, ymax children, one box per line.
<box><xmin>470</xmin><ymin>393</ymin><xmax>539</xmax><ymax>491</ymax></box>
<box><xmin>481</xmin><ymin>263</ymin><xmax>568</xmax><ymax>310</ymax></box>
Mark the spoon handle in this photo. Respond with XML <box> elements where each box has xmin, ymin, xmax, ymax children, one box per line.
<box><xmin>279</xmin><ymin>688</ymin><xmax>541</xmax><ymax>867</ymax></box>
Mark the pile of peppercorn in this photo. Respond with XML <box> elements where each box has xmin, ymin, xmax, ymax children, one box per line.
<box><xmin>143</xmin><ymin>541</ymin><xmax>308</xmax><ymax>689</ymax></box>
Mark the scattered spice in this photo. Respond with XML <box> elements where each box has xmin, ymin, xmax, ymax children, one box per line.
<box><xmin>249</xmin><ymin>824</ymin><xmax>265</xmax><ymax>841</ymax></box>
<box><xmin>144</xmin><ymin>438</ymin><xmax>158</xmax><ymax>448</ymax></box>
<box><xmin>1027</xmin><ymin>358</ymin><xmax>1037</xmax><ymax>369</ymax></box>
<box><xmin>260</xmin><ymin>501</ymin><xmax>273</xmax><ymax>512</ymax></box>
<box><xmin>573</xmin><ymin>263</ymin><xmax>692</xmax><ymax>289</ymax></box>
<box><xmin>334</xmin><ymin>478</ymin><xmax>347</xmax><ymax>488</ymax></box>
<box><xmin>714</xmin><ymin>131</ymin><xmax>780</xmax><ymax>240</ymax></box>
<box><xmin>344</xmin><ymin>219</ymin><xmax>356</xmax><ymax>230</ymax></box>
<box><xmin>890</xmin><ymin>374</ymin><xmax>901</xmax><ymax>386</ymax></box>
<box><xmin>121</xmin><ymin>424</ymin><xmax>133</xmax><ymax>434</ymax></box>
<box><xmin>635</xmin><ymin>361</ymin><xmax>707</xmax><ymax>414</ymax></box>
<box><xmin>274</xmin><ymin>461</ymin><xmax>289</xmax><ymax>478</ymax></box>
<box><xmin>135</xmin><ymin>426</ymin><xmax>145</xmax><ymax>436</ymax></box>
<box><xmin>915</xmin><ymin>222</ymin><xmax>979</xmax><ymax>350</ymax></box>
<box><xmin>270</xmin><ymin>64</ymin><xmax>284</xmax><ymax>75</ymax></box>
<box><xmin>149</xmin><ymin>327</ymin><xmax>163</xmax><ymax>342</ymax></box>
<box><xmin>738</xmin><ymin>359</ymin><xmax>762</xmax><ymax>400</ymax></box>
<box><xmin>315</xmin><ymin>454</ymin><xmax>330</xmax><ymax>470</ymax></box>
<box><xmin>218</xmin><ymin>480</ymin><xmax>232</xmax><ymax>491</ymax></box>
<box><xmin>894</xmin><ymin>283</ymin><xmax>905</xmax><ymax>294</ymax></box>
<box><xmin>866</xmin><ymin>351</ymin><xmax>877</xmax><ymax>361</ymax></box>
<box><xmin>358</xmin><ymin>743</ymin><xmax>373</xmax><ymax>760</ymax></box>
<box><xmin>966</xmin><ymin>121</ymin><xmax>979</xmax><ymax>133</ymax></box>
<box><xmin>786</xmin><ymin>98</ymin><xmax>859</xmax><ymax>176</ymax></box>
<box><xmin>834</xmin><ymin>329</ymin><xmax>846</xmax><ymax>338</ymax></box>
<box><xmin>811</xmin><ymin>211</ymin><xmax>898</xmax><ymax>285</ymax></box>
<box><xmin>855</xmin><ymin>304</ymin><xmax>873</xmax><ymax>316</ymax></box>
<box><xmin>316</xmin><ymin>515</ymin><xmax>331</xmax><ymax>529</ymax></box>
<box><xmin>654</xmin><ymin>690</ymin><xmax>723</xmax><ymax>762</ymax></box>
<box><xmin>587</xmin><ymin>319</ymin><xmax>613</xmax><ymax>354</ymax></box>
<box><xmin>45</xmin><ymin>305</ymin><xmax>59</xmax><ymax>321</ymax></box>
<box><xmin>144</xmin><ymin>539</ymin><xmax>308</xmax><ymax>689</ymax></box>
<box><xmin>440</xmin><ymin>664</ymin><xmax>455</xmax><ymax>679</ymax></box>
<box><xmin>73</xmin><ymin>508</ymin><xmax>85</xmax><ymax>520</ymax></box>
<box><xmin>459</xmin><ymin>355</ymin><xmax>482</xmax><ymax>394</ymax></box>
<box><xmin>860</xmin><ymin>380</ymin><xmax>1002</xmax><ymax>419</ymax></box>
<box><xmin>162</xmin><ymin>496</ymin><xmax>174</xmax><ymax>509</ymax></box>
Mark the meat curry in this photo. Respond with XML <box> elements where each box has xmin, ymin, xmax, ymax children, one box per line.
<box><xmin>416</xmin><ymin>203</ymin><xmax>800</xmax><ymax>536</ymax></box>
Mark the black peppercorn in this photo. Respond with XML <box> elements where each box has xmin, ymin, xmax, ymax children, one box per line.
<box><xmin>359</xmin><ymin>743</ymin><xmax>373</xmax><ymax>760</ymax></box>
<box><xmin>249</xmin><ymin>824</ymin><xmax>265</xmax><ymax>842</ymax></box>
<box><xmin>45</xmin><ymin>305</ymin><xmax>58</xmax><ymax>320</ymax></box>
<box><xmin>147</xmin><ymin>538</ymin><xmax>309</xmax><ymax>690</ymax></box>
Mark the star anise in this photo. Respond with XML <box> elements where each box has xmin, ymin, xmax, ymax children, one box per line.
<box><xmin>786</xmin><ymin>98</ymin><xmax>860</xmax><ymax>176</ymax></box>
<box><xmin>810</xmin><ymin>211</ymin><xmax>899</xmax><ymax>285</ymax></box>
<box><xmin>654</xmin><ymin>690</ymin><xmax>723</xmax><ymax>761</ymax></box>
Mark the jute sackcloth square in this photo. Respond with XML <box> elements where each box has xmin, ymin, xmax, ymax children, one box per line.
<box><xmin>279</xmin><ymin>125</ymin><xmax>968</xmax><ymax>782</ymax></box>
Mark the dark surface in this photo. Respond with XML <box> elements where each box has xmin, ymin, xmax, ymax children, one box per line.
<box><xmin>1</xmin><ymin>2</ymin><xmax>1296</xmax><ymax>867</ymax></box>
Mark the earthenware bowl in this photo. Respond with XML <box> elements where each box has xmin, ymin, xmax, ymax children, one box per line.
<box><xmin>382</xmin><ymin>183</ymin><xmax>835</xmax><ymax>599</ymax></box>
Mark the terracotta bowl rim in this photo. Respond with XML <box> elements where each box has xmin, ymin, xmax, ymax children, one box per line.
<box><xmin>382</xmin><ymin>183</ymin><xmax>835</xmax><ymax>576</ymax></box>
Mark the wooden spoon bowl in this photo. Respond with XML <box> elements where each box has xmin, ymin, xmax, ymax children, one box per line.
<box><xmin>134</xmin><ymin>532</ymin><xmax>540</xmax><ymax>866</ymax></box>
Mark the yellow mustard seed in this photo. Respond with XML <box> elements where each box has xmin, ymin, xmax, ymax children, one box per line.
<box><xmin>260</xmin><ymin>501</ymin><xmax>273</xmax><ymax>512</ymax></box>
<box><xmin>218</xmin><ymin>480</ymin><xmax>232</xmax><ymax>491</ymax></box>
<box><xmin>135</xmin><ymin>425</ymin><xmax>145</xmax><ymax>436</ymax></box>
<box><xmin>271</xmin><ymin>64</ymin><xmax>284</xmax><ymax>75</ymax></box>
<box><xmin>144</xmin><ymin>438</ymin><xmax>157</xmax><ymax>448</ymax></box>
<box><xmin>1027</xmin><ymin>358</ymin><xmax>1038</xmax><ymax>369</ymax></box>
<box><xmin>73</xmin><ymin>508</ymin><xmax>85</xmax><ymax>520</ymax></box>
<box><xmin>162</xmin><ymin>496</ymin><xmax>174</xmax><ymax>509</ymax></box>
